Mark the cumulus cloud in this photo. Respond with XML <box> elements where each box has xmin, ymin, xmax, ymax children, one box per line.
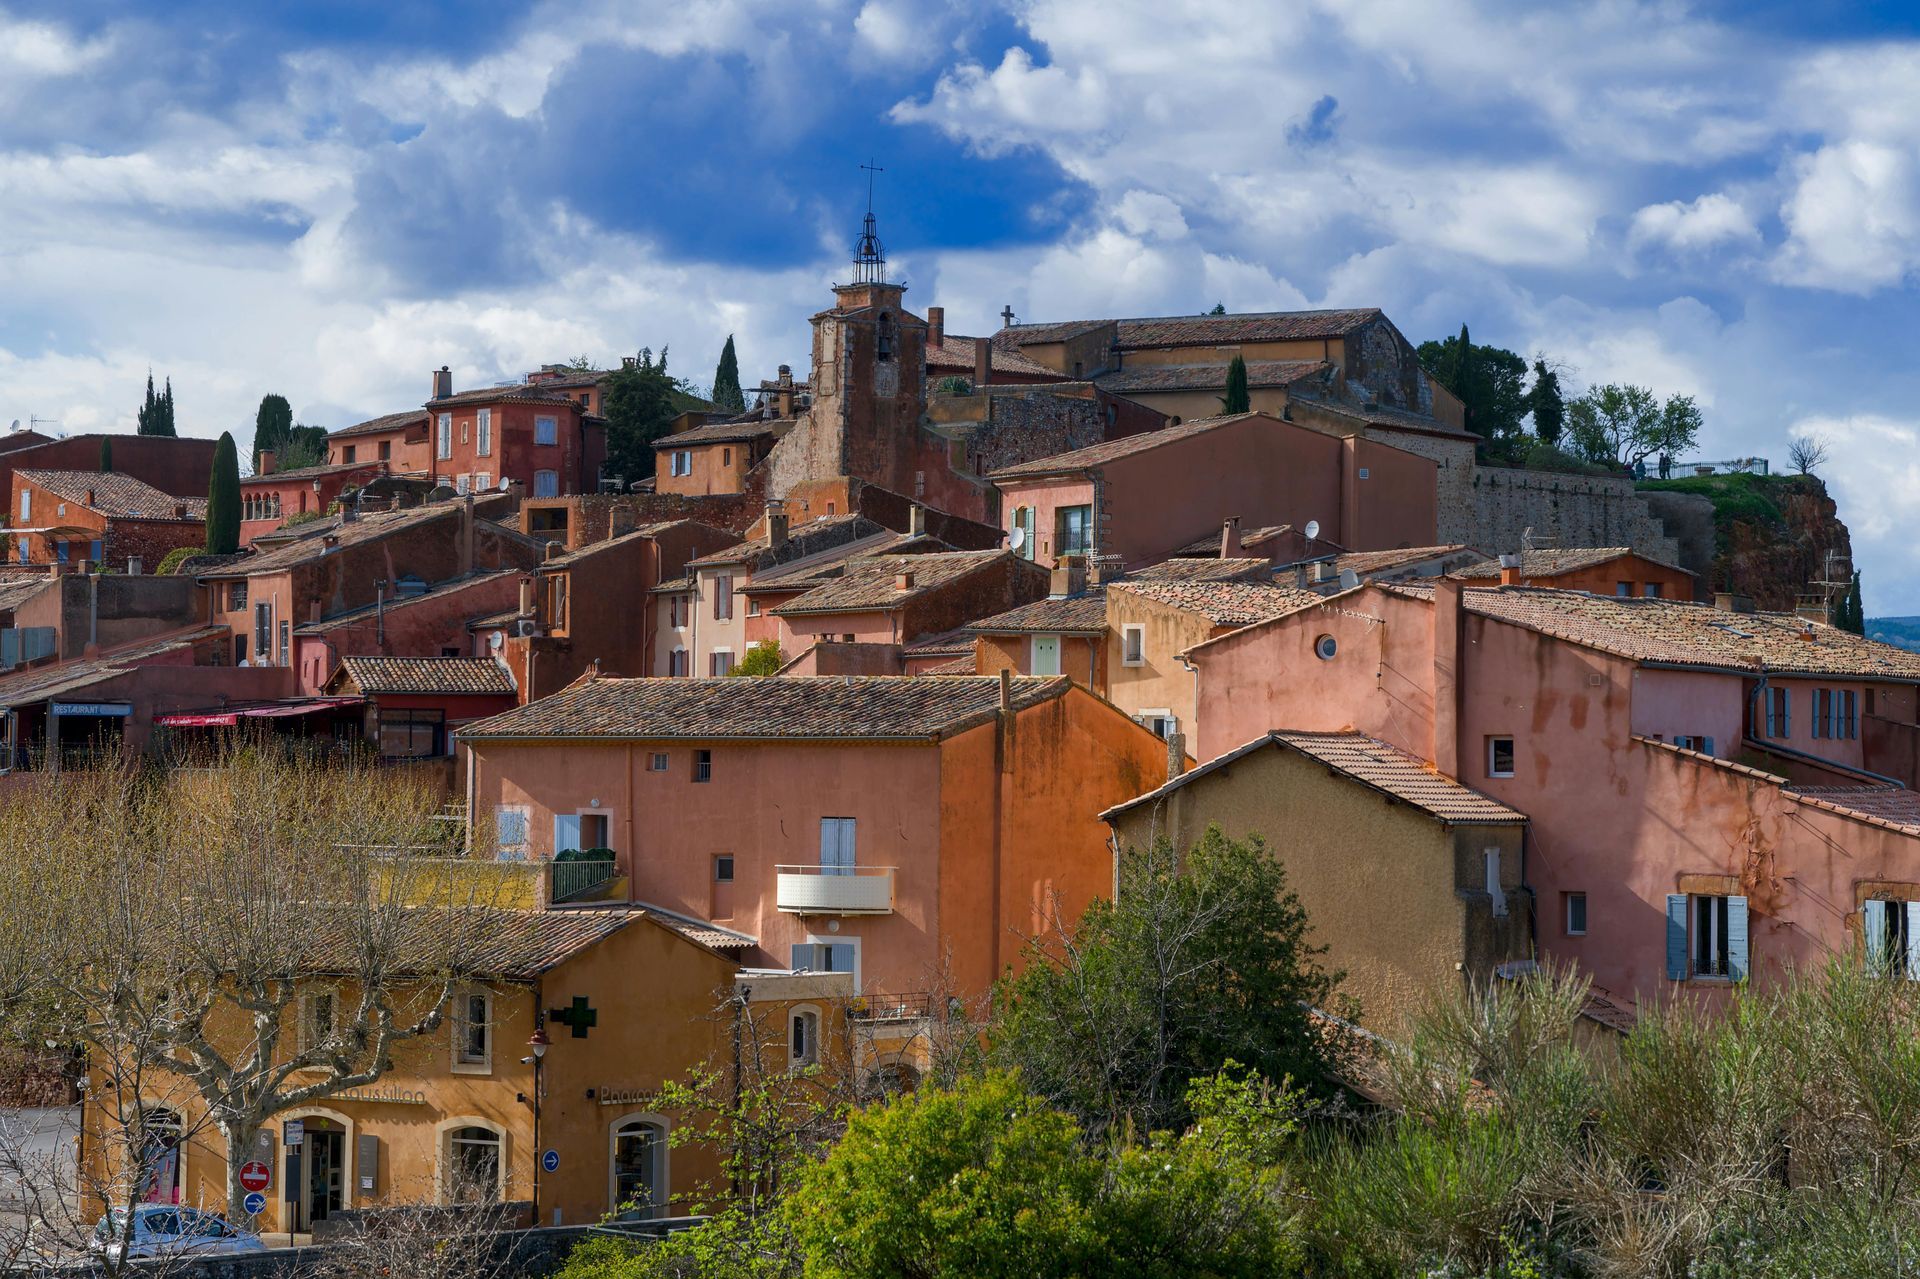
<box><xmin>1628</xmin><ymin>193</ymin><xmax>1760</xmax><ymax>256</ymax></box>
<box><xmin>1772</xmin><ymin>142</ymin><xmax>1920</xmax><ymax>292</ymax></box>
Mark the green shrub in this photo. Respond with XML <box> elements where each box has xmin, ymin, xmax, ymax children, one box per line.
<box><xmin>154</xmin><ymin>546</ymin><xmax>205</xmax><ymax>576</ymax></box>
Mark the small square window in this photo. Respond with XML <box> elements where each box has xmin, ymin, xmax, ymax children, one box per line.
<box><xmin>693</xmin><ymin>749</ymin><xmax>712</xmax><ymax>783</ymax></box>
<box><xmin>1565</xmin><ymin>892</ymin><xmax>1588</xmax><ymax>936</ymax></box>
<box><xmin>714</xmin><ymin>855</ymin><xmax>734</xmax><ymax>883</ymax></box>
<box><xmin>648</xmin><ymin>752</ymin><xmax>669</xmax><ymax>772</ymax></box>
<box><xmin>1643</xmin><ymin>583</ymin><xmax>1662</xmax><ymax>598</ymax></box>
<box><xmin>1487</xmin><ymin>736</ymin><xmax>1516</xmax><ymax>778</ymax></box>
<box><xmin>1121</xmin><ymin>625</ymin><xmax>1145</xmax><ymax>666</ymax></box>
<box><xmin>1616</xmin><ymin>581</ymin><xmax>1632</xmax><ymax>597</ymax></box>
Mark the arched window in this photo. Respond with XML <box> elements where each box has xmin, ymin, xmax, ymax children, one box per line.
<box><xmin>138</xmin><ymin>1107</ymin><xmax>183</xmax><ymax>1205</ymax></box>
<box><xmin>609</xmin><ymin>1115</ymin><xmax>668</xmax><ymax>1217</ymax></box>
<box><xmin>875</xmin><ymin>312</ymin><xmax>894</xmax><ymax>363</ymax></box>
<box><xmin>444</xmin><ymin>1123</ymin><xmax>503</xmax><ymax>1203</ymax></box>
<box><xmin>789</xmin><ymin>1005</ymin><xmax>821</xmax><ymax>1068</ymax></box>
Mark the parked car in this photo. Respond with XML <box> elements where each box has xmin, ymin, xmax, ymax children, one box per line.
<box><xmin>89</xmin><ymin>1205</ymin><xmax>266</xmax><ymax>1263</ymax></box>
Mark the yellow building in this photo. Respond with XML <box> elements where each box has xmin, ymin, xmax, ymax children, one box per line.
<box><xmin>79</xmin><ymin>905</ymin><xmax>864</xmax><ymax>1234</ymax></box>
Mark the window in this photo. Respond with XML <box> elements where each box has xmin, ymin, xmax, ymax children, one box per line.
<box><xmin>476</xmin><ymin>408</ymin><xmax>492</xmax><ymax>457</ymax></box>
<box><xmin>693</xmin><ymin>749</ymin><xmax>712</xmax><ymax>782</ymax></box>
<box><xmin>669</xmin><ymin>648</ymin><xmax>689</xmax><ymax>677</ymax></box>
<box><xmin>747</xmin><ymin>598</ymin><xmax>760</xmax><ymax>617</ymax></box>
<box><xmin>819</xmin><ymin>817</ymin><xmax>856</xmax><ymax>875</ymax></box>
<box><xmin>648</xmin><ymin>752</ymin><xmax>669</xmax><ymax>772</ymax></box>
<box><xmin>1010</xmin><ymin>506</ymin><xmax>1037</xmax><ymax>561</ymax></box>
<box><xmin>18</xmin><ymin>490</ymin><xmax>27</xmax><ymax>521</ymax></box>
<box><xmin>89</xmin><ymin>539</ymin><xmax>102</xmax><ymax>564</ymax></box>
<box><xmin>1484</xmin><ymin>849</ymin><xmax>1507</xmax><ymax>917</ymax></box>
<box><xmin>1565</xmin><ymin>892</ymin><xmax>1588</xmax><ymax>936</ymax></box>
<box><xmin>1057</xmin><ymin>505</ymin><xmax>1093</xmax><ymax>556</ymax></box>
<box><xmin>378</xmin><ymin>441</ymin><xmax>391</xmax><ymax>461</ymax></box>
<box><xmin>1139</xmin><ymin>710</ymin><xmax>1177</xmax><ymax>741</ymax></box>
<box><xmin>1761</xmin><ymin>686</ymin><xmax>1791</xmax><ymax>738</ymax></box>
<box><xmin>1616</xmin><ymin>581</ymin><xmax>1632</xmax><ymax>597</ymax></box>
<box><xmin>460</xmin><ymin>417</ymin><xmax>469</xmax><ymax>445</ymax></box>
<box><xmin>378</xmin><ymin>710</ymin><xmax>444</xmax><ymax>758</ymax></box>
<box><xmin>454</xmin><ymin>991</ymin><xmax>491</xmax><ymax>1069</ymax></box>
<box><xmin>790</xmin><ymin>1007</ymin><xmax>821</xmax><ymax>1067</ymax></box>
<box><xmin>722</xmin><ymin>446</ymin><xmax>732</xmax><ymax>467</ymax></box>
<box><xmin>533</xmin><ymin>469</ymin><xmax>560</xmax><ymax>498</ymax></box>
<box><xmin>875</xmin><ymin>311</ymin><xmax>895</xmax><ymax>362</ymax></box>
<box><xmin>1673</xmin><ymin>735</ymin><xmax>1717</xmax><ymax>756</ymax></box>
<box><xmin>1666</xmin><ymin>893</ymin><xmax>1748</xmax><ymax>981</ymax></box>
<box><xmin>1864</xmin><ymin>899</ymin><xmax>1920</xmax><ymax>980</ymax></box>
<box><xmin>1644</xmin><ymin>583</ymin><xmax>1663</xmax><ymax>598</ymax></box>
<box><xmin>253</xmin><ymin>601</ymin><xmax>274</xmax><ymax>663</ymax></box>
<box><xmin>437</xmin><ymin>413</ymin><xmax>452</xmax><ymax>459</ymax></box>
<box><xmin>455</xmin><ymin>473</ymin><xmax>471</xmax><ymax>495</ymax></box>
<box><xmin>670</xmin><ymin>450</ymin><xmax>692</xmax><ymax>477</ymax></box>
<box><xmin>1314</xmin><ymin>634</ymin><xmax>1338</xmax><ymax>661</ymax></box>
<box><xmin>1031</xmin><ymin>634</ymin><xmax>1061</xmax><ymax>677</ymax></box>
<box><xmin>1487</xmin><ymin>736</ymin><xmax>1515</xmax><ymax>778</ymax></box>
<box><xmin>668</xmin><ymin>594</ymin><xmax>686</xmax><ymax>629</ymax></box>
<box><xmin>234</xmin><ymin>635</ymin><xmax>248</xmax><ymax>666</ymax></box>
<box><xmin>1813</xmin><ymin>688</ymin><xmax>1857</xmax><ymax>740</ymax></box>
<box><xmin>342</xmin><ymin>444</ymin><xmax>357</xmax><ymax>463</ymax></box>
<box><xmin>495</xmin><ymin>806</ymin><xmax>530</xmax><ymax>858</ymax></box>
<box><xmin>713</xmin><ymin>855</ymin><xmax>734</xmax><ymax>883</ymax></box>
<box><xmin>710</xmin><ymin>649</ymin><xmax>735</xmax><ymax>677</ymax></box>
<box><xmin>446</xmin><ymin>1125</ymin><xmax>501</xmax><ymax>1202</ymax></box>
<box><xmin>610</xmin><ymin>1117</ymin><xmax>666</xmax><ymax>1215</ymax></box>
<box><xmin>475</xmin><ymin>470</ymin><xmax>491</xmax><ymax>491</ymax></box>
<box><xmin>534</xmin><ymin>415</ymin><xmax>558</xmax><ymax>446</ymax></box>
<box><xmin>1121</xmin><ymin>625</ymin><xmax>1145</xmax><ymax>666</ymax></box>
<box><xmin>790</xmin><ymin>941</ymin><xmax>856</xmax><ymax>975</ymax></box>
<box><xmin>713</xmin><ymin>576</ymin><xmax>734</xmax><ymax>620</ymax></box>
<box><xmin>304</xmin><ymin>990</ymin><xmax>336</xmax><ymax>1051</ymax></box>
<box><xmin>279</xmin><ymin>620</ymin><xmax>290</xmax><ymax>667</ymax></box>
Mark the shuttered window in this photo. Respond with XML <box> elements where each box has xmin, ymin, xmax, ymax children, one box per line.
<box><xmin>1666</xmin><ymin>893</ymin><xmax>1748</xmax><ymax>981</ymax></box>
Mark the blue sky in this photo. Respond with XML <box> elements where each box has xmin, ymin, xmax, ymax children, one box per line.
<box><xmin>1</xmin><ymin>1</ymin><xmax>1918</xmax><ymax>611</ymax></box>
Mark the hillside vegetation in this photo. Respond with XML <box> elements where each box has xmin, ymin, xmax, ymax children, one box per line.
<box><xmin>1637</xmin><ymin>471</ymin><xmax>1850</xmax><ymax>611</ymax></box>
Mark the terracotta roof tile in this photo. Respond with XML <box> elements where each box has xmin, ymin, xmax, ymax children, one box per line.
<box><xmin>1453</xmin><ymin>547</ymin><xmax>1690</xmax><ymax>579</ymax></box>
<box><xmin>1391</xmin><ymin>585</ymin><xmax>1920</xmax><ymax>681</ymax></box>
<box><xmin>686</xmin><ymin>514</ymin><xmax>885</xmax><ymax>570</ymax></box>
<box><xmin>1289</xmin><ymin>396</ymin><xmax>1476</xmax><ymax>439</ymax></box>
<box><xmin>199</xmin><ymin>504</ymin><xmax>502</xmax><ymax>579</ymax></box>
<box><xmin>1172</xmin><ymin>525</ymin><xmax>1292</xmax><ymax>556</ymax></box>
<box><xmin>918</xmin><ymin>655</ymin><xmax>977</xmax><ymax>675</ymax></box>
<box><xmin>1110</xmin><ymin>580</ymin><xmax>1325</xmax><ymax>627</ymax></box>
<box><xmin>243</xmin><ymin>461</ymin><xmax>386</xmax><ymax>485</ymax></box>
<box><xmin>297</xmin><ymin>569</ymin><xmax>521</xmax><ymax>634</ymax></box>
<box><xmin>1104</xmin><ymin>729</ymin><xmax>1526</xmax><ymax>825</ymax></box>
<box><xmin>653</xmin><ymin>418</ymin><xmax>784</xmax><ymax>448</ymax></box>
<box><xmin>0</xmin><ymin>626</ymin><xmax>226</xmax><ymax>710</ymax></box>
<box><xmin>459</xmin><ymin>674</ymin><xmax>1071</xmax><ymax>741</ymax></box>
<box><xmin>308</xmin><ymin>907</ymin><xmax>645</xmax><ymax>980</ymax></box>
<box><xmin>770</xmin><ymin>550</ymin><xmax>1013</xmax><ymax>616</ymax></box>
<box><xmin>1094</xmin><ymin>360</ymin><xmax>1326</xmax><ymax>394</ymax></box>
<box><xmin>968</xmin><ymin>590</ymin><xmax>1109</xmax><ymax>634</ymax></box>
<box><xmin>328</xmin><ymin>409</ymin><xmax>429</xmax><ymax>440</ymax></box>
<box><xmin>18</xmin><ymin>470</ymin><xmax>205</xmax><ymax>521</ymax></box>
<box><xmin>1788</xmin><ymin>785</ymin><xmax>1920</xmax><ymax>832</ymax></box>
<box><xmin>1329</xmin><ymin>545</ymin><xmax>1476</xmax><ymax>575</ymax></box>
<box><xmin>990</xmin><ymin>412</ymin><xmax>1273</xmax><ymax>479</ymax></box>
<box><xmin>1000</xmin><ymin>309</ymin><xmax>1381</xmax><ymax>349</ymax></box>
<box><xmin>1132</xmin><ymin>557</ymin><xmax>1275</xmax><ymax>583</ymax></box>
<box><xmin>925</xmin><ymin>335</ymin><xmax>1061</xmax><ymax>379</ymax></box>
<box><xmin>337</xmin><ymin>657</ymin><xmax>516</xmax><ymax>696</ymax></box>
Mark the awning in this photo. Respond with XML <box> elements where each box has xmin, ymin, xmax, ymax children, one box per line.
<box><xmin>155</xmin><ymin>696</ymin><xmax>363</xmax><ymax>728</ymax></box>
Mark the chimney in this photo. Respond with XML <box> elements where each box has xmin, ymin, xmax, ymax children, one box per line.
<box><xmin>74</xmin><ymin>558</ymin><xmax>89</xmax><ymax>577</ymax></box>
<box><xmin>340</xmin><ymin>503</ymin><xmax>358</xmax><ymax>523</ymax></box>
<box><xmin>126</xmin><ymin>557</ymin><xmax>141</xmax><ymax>575</ymax></box>
<box><xmin>518</xmin><ymin>575</ymin><xmax>535</xmax><ymax>617</ymax></box>
<box><xmin>908</xmin><ymin>503</ymin><xmax>926</xmax><ymax>537</ymax></box>
<box><xmin>926</xmin><ymin>306</ymin><xmax>945</xmax><ymax>348</ymax></box>
<box><xmin>999</xmin><ymin>667</ymin><xmax>1012</xmax><ymax>710</ymax></box>
<box><xmin>1049</xmin><ymin>555</ymin><xmax>1087</xmax><ymax>600</ymax></box>
<box><xmin>259</xmin><ymin>450</ymin><xmax>276</xmax><ymax>476</ymax></box>
<box><xmin>776</xmin><ymin>365</ymin><xmax>794</xmax><ymax>418</ymax></box>
<box><xmin>85</xmin><ymin>488</ymin><xmax>96</xmax><ymax>507</ymax></box>
<box><xmin>1166</xmin><ymin>730</ymin><xmax>1187</xmax><ymax>781</ymax></box>
<box><xmin>1498</xmin><ymin>552</ymin><xmax>1523</xmax><ymax>587</ymax></box>
<box><xmin>544</xmin><ymin>541</ymin><xmax>564</xmax><ymax>562</ymax></box>
<box><xmin>322</xmin><ymin>533</ymin><xmax>340</xmax><ymax>550</ymax></box>
<box><xmin>172</xmin><ymin>503</ymin><xmax>187</xmax><ymax>519</ymax></box>
<box><xmin>895</xmin><ymin>569</ymin><xmax>915</xmax><ymax>591</ymax></box>
<box><xmin>1432</xmin><ymin>577</ymin><xmax>1464</xmax><ymax>779</ymax></box>
<box><xmin>1219</xmin><ymin>517</ymin><xmax>1242</xmax><ymax>560</ymax></box>
<box><xmin>974</xmin><ymin>336</ymin><xmax>991</xmax><ymax>387</ymax></box>
<box><xmin>432</xmin><ymin>365</ymin><xmax>453</xmax><ymax>400</ymax></box>
<box><xmin>1714</xmin><ymin>592</ymin><xmax>1756</xmax><ymax>614</ymax></box>
<box><xmin>766</xmin><ymin>500</ymin><xmax>789</xmax><ymax>550</ymax></box>
<box><xmin>609</xmin><ymin>505</ymin><xmax>636</xmax><ymax>540</ymax></box>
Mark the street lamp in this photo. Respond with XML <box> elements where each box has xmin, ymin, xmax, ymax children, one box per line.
<box><xmin>526</xmin><ymin>1028</ymin><xmax>549</xmax><ymax>1224</ymax></box>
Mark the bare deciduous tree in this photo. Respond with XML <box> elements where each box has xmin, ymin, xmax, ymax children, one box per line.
<box><xmin>1788</xmin><ymin>432</ymin><xmax>1831</xmax><ymax>475</ymax></box>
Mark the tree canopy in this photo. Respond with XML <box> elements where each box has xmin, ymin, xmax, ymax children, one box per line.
<box><xmin>1566</xmin><ymin>383</ymin><xmax>1702</xmax><ymax>470</ymax></box>
<box><xmin>252</xmin><ymin>394</ymin><xmax>292</xmax><ymax>470</ymax></box>
<box><xmin>136</xmin><ymin>373</ymin><xmax>176</xmax><ymax>437</ymax></box>
<box><xmin>711</xmin><ymin>335</ymin><xmax>746</xmax><ymax>415</ymax></box>
<box><xmin>1416</xmin><ymin>325</ymin><xmax>1529</xmax><ymax>460</ymax></box>
<box><xmin>1220</xmin><ymin>354</ymin><xmax>1251</xmax><ymax>415</ymax></box>
<box><xmin>601</xmin><ymin>348</ymin><xmax>701</xmax><ymax>489</ymax></box>
<box><xmin>205</xmin><ymin>431</ymin><xmax>240</xmax><ymax>555</ymax></box>
<box><xmin>1525</xmin><ymin>358</ymin><xmax>1566</xmax><ymax>447</ymax></box>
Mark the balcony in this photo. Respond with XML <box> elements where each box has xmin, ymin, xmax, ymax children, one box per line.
<box><xmin>775</xmin><ymin>865</ymin><xmax>895</xmax><ymax>915</ymax></box>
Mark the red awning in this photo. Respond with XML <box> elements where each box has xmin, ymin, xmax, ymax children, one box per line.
<box><xmin>155</xmin><ymin>697</ymin><xmax>362</xmax><ymax>728</ymax></box>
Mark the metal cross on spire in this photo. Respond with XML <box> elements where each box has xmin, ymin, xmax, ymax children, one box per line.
<box><xmin>852</xmin><ymin>161</ymin><xmax>887</xmax><ymax>284</ymax></box>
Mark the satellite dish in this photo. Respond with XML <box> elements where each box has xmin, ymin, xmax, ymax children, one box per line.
<box><xmin>1008</xmin><ymin>525</ymin><xmax>1027</xmax><ymax>551</ymax></box>
<box><xmin>1304</xmin><ymin>520</ymin><xmax>1321</xmax><ymax>541</ymax></box>
<box><xmin>6</xmin><ymin>421</ymin><xmax>17</xmax><ymax>432</ymax></box>
<box><xmin>489</xmin><ymin>631</ymin><xmax>504</xmax><ymax>652</ymax></box>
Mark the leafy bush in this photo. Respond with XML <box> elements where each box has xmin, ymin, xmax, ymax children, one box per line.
<box><xmin>553</xmin><ymin>846</ymin><xmax>614</xmax><ymax>863</ymax></box>
<box><xmin>727</xmin><ymin>640</ymin><xmax>784</xmax><ymax>677</ymax></box>
<box><xmin>154</xmin><ymin>546</ymin><xmax>205</xmax><ymax>575</ymax></box>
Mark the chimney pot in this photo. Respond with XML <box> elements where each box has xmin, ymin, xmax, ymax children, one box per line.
<box><xmin>766</xmin><ymin>500</ymin><xmax>790</xmax><ymax>550</ymax></box>
<box><xmin>908</xmin><ymin>503</ymin><xmax>926</xmax><ymax>538</ymax></box>
<box><xmin>545</xmin><ymin>541</ymin><xmax>564</xmax><ymax>561</ymax></box>
<box><xmin>432</xmin><ymin>365</ymin><xmax>453</xmax><ymax>400</ymax></box>
<box><xmin>895</xmin><ymin>570</ymin><xmax>914</xmax><ymax>591</ymax></box>
<box><xmin>1049</xmin><ymin>555</ymin><xmax>1087</xmax><ymax>600</ymax></box>
<box><xmin>85</xmin><ymin>488</ymin><xmax>95</xmax><ymax>507</ymax></box>
<box><xmin>518</xmin><ymin>576</ymin><xmax>535</xmax><ymax>617</ymax></box>
<box><xmin>172</xmin><ymin>503</ymin><xmax>186</xmax><ymax>518</ymax></box>
<box><xmin>926</xmin><ymin>306</ymin><xmax>945</xmax><ymax>348</ymax></box>
<box><xmin>1220</xmin><ymin>516</ymin><xmax>1242</xmax><ymax>560</ymax></box>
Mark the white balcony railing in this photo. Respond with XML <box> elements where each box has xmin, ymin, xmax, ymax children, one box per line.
<box><xmin>775</xmin><ymin>865</ymin><xmax>895</xmax><ymax>915</ymax></box>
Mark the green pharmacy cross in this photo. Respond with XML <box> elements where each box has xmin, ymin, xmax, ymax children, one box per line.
<box><xmin>548</xmin><ymin>996</ymin><xmax>598</xmax><ymax>1039</ymax></box>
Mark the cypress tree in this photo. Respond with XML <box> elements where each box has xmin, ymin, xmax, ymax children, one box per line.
<box><xmin>205</xmin><ymin>431</ymin><xmax>241</xmax><ymax>555</ymax></box>
<box><xmin>1220</xmin><ymin>354</ymin><xmax>1251</xmax><ymax>415</ymax></box>
<box><xmin>253</xmin><ymin>394</ymin><xmax>292</xmax><ymax>470</ymax></box>
<box><xmin>1527</xmin><ymin>359</ymin><xmax>1565</xmax><ymax>447</ymax></box>
<box><xmin>137</xmin><ymin>372</ymin><xmax>178</xmax><ymax>437</ymax></box>
<box><xmin>99</xmin><ymin>436</ymin><xmax>113</xmax><ymax>472</ymax></box>
<box><xmin>710</xmin><ymin>336</ymin><xmax>745</xmax><ymax>415</ymax></box>
<box><xmin>1838</xmin><ymin>571</ymin><xmax>1866</xmax><ymax>635</ymax></box>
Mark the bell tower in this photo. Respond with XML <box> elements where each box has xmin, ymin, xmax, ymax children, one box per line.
<box><xmin>801</xmin><ymin>167</ymin><xmax>928</xmax><ymax>494</ymax></box>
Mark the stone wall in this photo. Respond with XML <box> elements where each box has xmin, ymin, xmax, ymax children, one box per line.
<box><xmin>1462</xmin><ymin>466</ymin><xmax>1680</xmax><ymax>563</ymax></box>
<box><xmin>1362</xmin><ymin>427</ymin><xmax>1478</xmax><ymax>544</ymax></box>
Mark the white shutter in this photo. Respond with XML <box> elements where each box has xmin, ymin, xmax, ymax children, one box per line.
<box><xmin>1865</xmin><ymin>900</ymin><xmax>1890</xmax><ymax>974</ymax></box>
<box><xmin>554</xmin><ymin>813</ymin><xmax>582</xmax><ymax>855</ymax></box>
<box><xmin>1726</xmin><ymin>895</ymin><xmax>1750</xmax><ymax>982</ymax></box>
<box><xmin>1484</xmin><ymin>849</ymin><xmax>1506</xmax><ymax>918</ymax></box>
<box><xmin>1907</xmin><ymin>903</ymin><xmax>1920</xmax><ymax>981</ymax></box>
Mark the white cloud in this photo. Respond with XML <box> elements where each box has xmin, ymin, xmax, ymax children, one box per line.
<box><xmin>1772</xmin><ymin>141</ymin><xmax>1920</xmax><ymax>292</ymax></box>
<box><xmin>1628</xmin><ymin>193</ymin><xmax>1760</xmax><ymax>255</ymax></box>
<box><xmin>1113</xmin><ymin>190</ymin><xmax>1187</xmax><ymax>241</ymax></box>
<box><xmin>0</xmin><ymin>12</ymin><xmax>112</xmax><ymax>79</ymax></box>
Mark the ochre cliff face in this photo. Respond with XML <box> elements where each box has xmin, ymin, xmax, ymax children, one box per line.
<box><xmin>1719</xmin><ymin>476</ymin><xmax>1851</xmax><ymax>611</ymax></box>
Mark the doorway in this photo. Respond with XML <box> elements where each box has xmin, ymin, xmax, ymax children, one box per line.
<box><xmin>293</xmin><ymin>1119</ymin><xmax>346</xmax><ymax>1232</ymax></box>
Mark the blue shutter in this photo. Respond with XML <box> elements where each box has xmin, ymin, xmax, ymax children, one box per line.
<box><xmin>1666</xmin><ymin>895</ymin><xmax>1689</xmax><ymax>980</ymax></box>
<box><xmin>1907</xmin><ymin>903</ymin><xmax>1920</xmax><ymax>982</ymax></box>
<box><xmin>1865</xmin><ymin>900</ymin><xmax>1890</xmax><ymax>974</ymax></box>
<box><xmin>1727</xmin><ymin>896</ymin><xmax>1750</xmax><ymax>982</ymax></box>
<box><xmin>790</xmin><ymin>944</ymin><xmax>817</xmax><ymax>972</ymax></box>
